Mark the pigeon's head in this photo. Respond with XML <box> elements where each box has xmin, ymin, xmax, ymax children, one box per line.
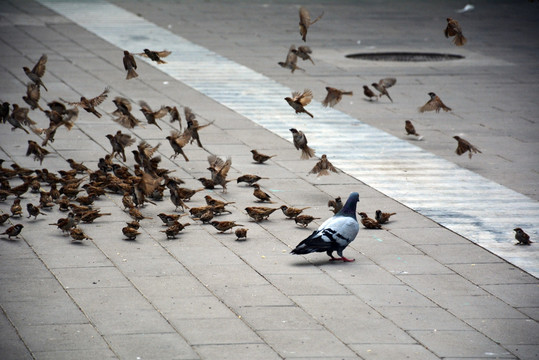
<box><xmin>337</xmin><ymin>192</ymin><xmax>360</xmax><ymax>218</ymax></box>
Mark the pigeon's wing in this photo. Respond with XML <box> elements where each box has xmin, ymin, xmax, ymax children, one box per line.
<box><xmin>88</xmin><ymin>87</ymin><xmax>110</xmax><ymax>107</ymax></box>
<box><xmin>298</xmin><ymin>89</ymin><xmax>313</xmax><ymax>106</ymax></box>
<box><xmin>319</xmin><ymin>216</ymin><xmax>359</xmax><ymax>246</ymax></box>
<box><xmin>156</xmin><ymin>50</ymin><xmax>172</xmax><ymax>58</ymax></box>
<box><xmin>379</xmin><ymin>77</ymin><xmax>397</xmax><ymax>88</ymax></box>
<box><xmin>32</xmin><ymin>54</ymin><xmax>47</xmax><ymax>77</ymax></box>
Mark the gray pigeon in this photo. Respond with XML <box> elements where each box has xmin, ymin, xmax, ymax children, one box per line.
<box><xmin>291</xmin><ymin>192</ymin><xmax>360</xmax><ymax>262</ymax></box>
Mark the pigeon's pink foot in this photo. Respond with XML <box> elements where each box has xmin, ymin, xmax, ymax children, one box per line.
<box><xmin>329</xmin><ymin>257</ymin><xmax>355</xmax><ymax>262</ymax></box>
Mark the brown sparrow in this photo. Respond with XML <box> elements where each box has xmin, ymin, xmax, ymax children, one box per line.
<box><xmin>444</xmin><ymin>18</ymin><xmax>467</xmax><ymax>46</ymax></box>
<box><xmin>372</xmin><ymin>78</ymin><xmax>396</xmax><ymax>102</ymax></box>
<box><xmin>1</xmin><ymin>224</ymin><xmax>24</xmax><ymax>240</ymax></box>
<box><xmin>285</xmin><ymin>89</ymin><xmax>314</xmax><ymax>118</ymax></box>
<box><xmin>375</xmin><ymin>210</ymin><xmax>396</xmax><ymax>224</ymax></box>
<box><xmin>122</xmin><ymin>50</ymin><xmax>138</xmax><ymax>79</ymax></box>
<box><xmin>514</xmin><ymin>228</ymin><xmax>532</xmax><ymax>245</ymax></box>
<box><xmin>358</xmin><ymin>212</ymin><xmax>382</xmax><ymax>229</ymax></box>
<box><xmin>23</xmin><ymin>54</ymin><xmax>48</xmax><ymax>91</ymax></box>
<box><xmin>419</xmin><ymin>92</ymin><xmax>451</xmax><ymax>113</ymax></box>
<box><xmin>309</xmin><ymin>154</ymin><xmax>338</xmax><ymax>176</ymax></box>
<box><xmin>235</xmin><ymin>228</ymin><xmax>248</xmax><ymax>241</ymax></box>
<box><xmin>251</xmin><ymin>150</ymin><xmax>276</xmax><ymax>164</ymax></box>
<box><xmin>322</xmin><ymin>87</ymin><xmax>353</xmax><ymax>108</ymax></box>
<box><xmin>290</xmin><ymin>128</ymin><xmax>315</xmax><ymax>159</ymax></box>
<box><xmin>298</xmin><ymin>6</ymin><xmax>324</xmax><ymax>42</ymax></box>
<box><xmin>294</xmin><ymin>214</ymin><xmax>321</xmax><ymax>227</ymax></box>
<box><xmin>138</xmin><ymin>49</ymin><xmax>171</xmax><ymax>64</ymax></box>
<box><xmin>453</xmin><ymin>136</ymin><xmax>482</xmax><ymax>159</ymax></box>
<box><xmin>210</xmin><ymin>220</ymin><xmax>243</xmax><ymax>233</ymax></box>
<box><xmin>61</xmin><ymin>87</ymin><xmax>109</xmax><ymax>118</ymax></box>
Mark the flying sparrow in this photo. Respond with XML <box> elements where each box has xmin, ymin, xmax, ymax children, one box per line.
<box><xmin>112</xmin><ymin>97</ymin><xmax>141</xmax><ymax>129</ymax></box>
<box><xmin>139</xmin><ymin>100</ymin><xmax>167</xmax><ymax>130</ymax></box>
<box><xmin>309</xmin><ymin>154</ymin><xmax>338</xmax><ymax>176</ymax></box>
<box><xmin>207</xmin><ymin>155</ymin><xmax>232</xmax><ymax>193</ymax></box>
<box><xmin>298</xmin><ymin>6</ymin><xmax>324</xmax><ymax>42</ymax></box>
<box><xmin>322</xmin><ymin>87</ymin><xmax>353</xmax><ymax>107</ymax></box>
<box><xmin>371</xmin><ymin>78</ymin><xmax>396</xmax><ymax>102</ymax></box>
<box><xmin>185</xmin><ymin>107</ymin><xmax>214</xmax><ymax>148</ymax></box>
<box><xmin>22</xmin><ymin>83</ymin><xmax>44</xmax><ymax>111</ymax></box>
<box><xmin>289</xmin><ymin>128</ymin><xmax>315</xmax><ymax>159</ymax></box>
<box><xmin>453</xmin><ymin>136</ymin><xmax>482</xmax><ymax>159</ymax></box>
<box><xmin>26</xmin><ymin>140</ymin><xmax>49</xmax><ymax>165</ymax></box>
<box><xmin>444</xmin><ymin>18</ymin><xmax>467</xmax><ymax>46</ymax></box>
<box><xmin>285</xmin><ymin>89</ymin><xmax>314</xmax><ymax>118</ymax></box>
<box><xmin>166</xmin><ymin>130</ymin><xmax>190</xmax><ymax>161</ymax></box>
<box><xmin>278</xmin><ymin>45</ymin><xmax>304</xmax><ymax>73</ymax></box>
<box><xmin>138</xmin><ymin>49</ymin><xmax>171</xmax><ymax>64</ymax></box>
<box><xmin>419</xmin><ymin>92</ymin><xmax>451</xmax><ymax>113</ymax></box>
<box><xmin>61</xmin><ymin>87</ymin><xmax>109</xmax><ymax>118</ymax></box>
<box><xmin>23</xmin><ymin>54</ymin><xmax>48</xmax><ymax>91</ymax></box>
<box><xmin>291</xmin><ymin>45</ymin><xmax>315</xmax><ymax>64</ymax></box>
<box><xmin>106</xmin><ymin>130</ymin><xmax>136</xmax><ymax>162</ymax></box>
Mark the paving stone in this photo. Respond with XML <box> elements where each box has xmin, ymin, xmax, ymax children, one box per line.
<box><xmin>106</xmin><ymin>333</ymin><xmax>198</xmax><ymax>360</ymax></box>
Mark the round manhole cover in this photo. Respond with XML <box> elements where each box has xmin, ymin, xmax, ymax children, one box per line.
<box><xmin>346</xmin><ymin>52</ymin><xmax>464</xmax><ymax>62</ymax></box>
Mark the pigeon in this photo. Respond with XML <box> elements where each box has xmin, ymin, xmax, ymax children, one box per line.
<box><xmin>291</xmin><ymin>192</ymin><xmax>359</xmax><ymax>262</ymax></box>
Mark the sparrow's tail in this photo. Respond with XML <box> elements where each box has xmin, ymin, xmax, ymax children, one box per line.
<box><xmin>304</xmin><ymin>109</ymin><xmax>314</xmax><ymax>118</ymax></box>
<box><xmin>454</xmin><ymin>34</ymin><xmax>467</xmax><ymax>46</ymax></box>
<box><xmin>342</xmin><ymin>91</ymin><xmax>353</xmax><ymax>96</ymax></box>
<box><xmin>126</xmin><ymin>68</ymin><xmax>139</xmax><ymax>79</ymax></box>
<box><xmin>300</xmin><ymin>146</ymin><xmax>315</xmax><ymax>160</ymax></box>
<box><xmin>157</xmin><ymin>60</ymin><xmax>167</xmax><ymax>64</ymax></box>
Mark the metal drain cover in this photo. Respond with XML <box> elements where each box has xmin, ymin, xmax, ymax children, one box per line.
<box><xmin>346</xmin><ymin>52</ymin><xmax>464</xmax><ymax>62</ymax></box>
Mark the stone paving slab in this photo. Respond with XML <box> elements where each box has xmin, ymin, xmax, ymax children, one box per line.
<box><xmin>0</xmin><ymin>1</ymin><xmax>538</xmax><ymax>359</ymax></box>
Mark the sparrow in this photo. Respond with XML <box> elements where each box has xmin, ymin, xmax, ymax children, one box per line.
<box><xmin>289</xmin><ymin>128</ymin><xmax>315</xmax><ymax>160</ymax></box>
<box><xmin>185</xmin><ymin>107</ymin><xmax>213</xmax><ymax>148</ymax></box>
<box><xmin>112</xmin><ymin>97</ymin><xmax>141</xmax><ymax>128</ymax></box>
<box><xmin>22</xmin><ymin>83</ymin><xmax>44</xmax><ymax>111</ymax></box>
<box><xmin>23</xmin><ymin>54</ymin><xmax>48</xmax><ymax>91</ymax></box>
<box><xmin>161</xmin><ymin>221</ymin><xmax>190</xmax><ymax>239</ymax></box>
<box><xmin>444</xmin><ymin>18</ymin><xmax>467</xmax><ymax>46</ymax></box>
<box><xmin>285</xmin><ymin>89</ymin><xmax>314</xmax><ymax>118</ymax></box>
<box><xmin>138</xmin><ymin>49</ymin><xmax>171</xmax><ymax>64</ymax></box>
<box><xmin>9</xmin><ymin>104</ymin><xmax>36</xmax><ymax>134</ymax></box>
<box><xmin>67</xmin><ymin>159</ymin><xmax>89</xmax><ymax>174</ymax></box>
<box><xmin>244</xmin><ymin>206</ymin><xmax>279</xmax><ymax>222</ymax></box>
<box><xmin>198</xmin><ymin>177</ymin><xmax>216</xmax><ymax>189</ymax></box>
<box><xmin>204</xmin><ymin>195</ymin><xmax>235</xmax><ymax>208</ymax></box>
<box><xmin>278</xmin><ymin>45</ymin><xmax>304</xmax><ymax>73</ymax></box>
<box><xmin>309</xmin><ymin>154</ymin><xmax>338</xmax><ymax>176</ymax></box>
<box><xmin>210</xmin><ymin>220</ymin><xmax>243</xmax><ymax>233</ymax></box>
<box><xmin>165</xmin><ymin>106</ymin><xmax>182</xmax><ymax>129</ymax></box>
<box><xmin>405</xmin><ymin>120</ymin><xmax>420</xmax><ymax>137</ymax></box>
<box><xmin>122</xmin><ymin>50</ymin><xmax>138</xmax><ymax>79</ymax></box>
<box><xmin>166</xmin><ymin>130</ymin><xmax>190</xmax><ymax>161</ymax></box>
<box><xmin>126</xmin><ymin>220</ymin><xmax>140</xmax><ymax>229</ymax></box>
<box><xmin>106</xmin><ymin>130</ymin><xmax>136</xmax><ymax>162</ymax></box>
<box><xmin>453</xmin><ymin>136</ymin><xmax>482</xmax><ymax>159</ymax></box>
<box><xmin>175</xmin><ymin>187</ymin><xmax>204</xmax><ymax>202</ymax></box>
<box><xmin>0</xmin><ymin>214</ymin><xmax>10</xmax><ymax>225</ymax></box>
<box><xmin>280</xmin><ymin>205</ymin><xmax>310</xmax><ymax>219</ymax></box>
<box><xmin>298</xmin><ymin>6</ymin><xmax>324</xmax><ymax>42</ymax></box>
<box><xmin>294</xmin><ymin>214</ymin><xmax>321</xmax><ymax>227</ymax></box>
<box><xmin>10</xmin><ymin>181</ymin><xmax>31</xmax><ymax>198</ymax></box>
<box><xmin>358</xmin><ymin>212</ymin><xmax>382</xmax><ymax>229</ymax></box>
<box><xmin>166</xmin><ymin>181</ymin><xmax>190</xmax><ymax>212</ymax></box>
<box><xmin>1</xmin><ymin>224</ymin><xmax>24</xmax><ymax>240</ymax></box>
<box><xmin>128</xmin><ymin>206</ymin><xmax>153</xmax><ymax>221</ymax></box>
<box><xmin>514</xmin><ymin>228</ymin><xmax>532</xmax><ymax>245</ymax></box>
<box><xmin>251</xmin><ymin>150</ymin><xmax>276</xmax><ymax>164</ymax></box>
<box><xmin>189</xmin><ymin>205</ymin><xmax>215</xmax><ymax>218</ymax></box>
<box><xmin>122</xmin><ymin>226</ymin><xmax>141</xmax><ymax>240</ymax></box>
<box><xmin>235</xmin><ymin>228</ymin><xmax>248</xmax><ymax>241</ymax></box>
<box><xmin>157</xmin><ymin>213</ymin><xmax>184</xmax><ymax>227</ymax></box>
<box><xmin>61</xmin><ymin>87</ymin><xmax>110</xmax><ymax>118</ymax></box>
<box><xmin>363</xmin><ymin>85</ymin><xmax>378</xmax><ymax>101</ymax></box>
<box><xmin>419</xmin><ymin>92</ymin><xmax>452</xmax><ymax>113</ymax></box>
<box><xmin>237</xmin><ymin>174</ymin><xmax>267</xmax><ymax>186</ymax></box>
<box><xmin>26</xmin><ymin>140</ymin><xmax>50</xmax><ymax>165</ymax></box>
<box><xmin>322</xmin><ymin>87</ymin><xmax>353</xmax><ymax>107</ymax></box>
<box><xmin>139</xmin><ymin>100</ymin><xmax>167</xmax><ymax>130</ymax></box>
<box><xmin>79</xmin><ymin>210</ymin><xmax>111</xmax><ymax>223</ymax></box>
<box><xmin>70</xmin><ymin>228</ymin><xmax>92</xmax><ymax>242</ymax></box>
<box><xmin>49</xmin><ymin>212</ymin><xmax>78</xmax><ymax>233</ymax></box>
<box><xmin>207</xmin><ymin>155</ymin><xmax>232</xmax><ymax>193</ymax></box>
<box><xmin>291</xmin><ymin>45</ymin><xmax>315</xmax><ymax>64</ymax></box>
<box><xmin>291</xmin><ymin>192</ymin><xmax>359</xmax><ymax>262</ymax></box>
<box><xmin>11</xmin><ymin>199</ymin><xmax>23</xmax><ymax>217</ymax></box>
<box><xmin>0</xmin><ymin>102</ymin><xmax>10</xmax><ymax>125</ymax></box>
<box><xmin>195</xmin><ymin>209</ymin><xmax>214</xmax><ymax>224</ymax></box>
<box><xmin>372</xmin><ymin>78</ymin><xmax>396</xmax><ymax>102</ymax></box>
<box><xmin>57</xmin><ymin>195</ymin><xmax>70</xmax><ymax>211</ymax></box>
<box><xmin>252</xmin><ymin>184</ymin><xmax>272</xmax><ymax>202</ymax></box>
<box><xmin>27</xmin><ymin>203</ymin><xmax>46</xmax><ymax>219</ymax></box>
<box><xmin>328</xmin><ymin>196</ymin><xmax>343</xmax><ymax>215</ymax></box>
<box><xmin>375</xmin><ymin>210</ymin><xmax>396</xmax><ymax>224</ymax></box>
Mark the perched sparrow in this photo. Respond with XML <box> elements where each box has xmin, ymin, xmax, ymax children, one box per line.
<box><xmin>67</xmin><ymin>159</ymin><xmax>89</xmax><ymax>173</ymax></box>
<box><xmin>358</xmin><ymin>212</ymin><xmax>382</xmax><ymax>229</ymax></box>
<box><xmin>195</xmin><ymin>209</ymin><xmax>214</xmax><ymax>224</ymax></box>
<box><xmin>453</xmin><ymin>136</ymin><xmax>482</xmax><ymax>159</ymax></box>
<box><xmin>1</xmin><ymin>224</ymin><xmax>23</xmax><ymax>240</ymax></box>
<box><xmin>252</xmin><ymin>184</ymin><xmax>272</xmax><ymax>202</ymax></box>
<box><xmin>139</xmin><ymin>100</ymin><xmax>167</xmax><ymax>130</ymax></box>
<box><xmin>328</xmin><ymin>196</ymin><xmax>343</xmax><ymax>214</ymax></box>
<box><xmin>11</xmin><ymin>199</ymin><xmax>23</xmax><ymax>217</ymax></box>
<box><xmin>10</xmin><ymin>181</ymin><xmax>31</xmax><ymax>198</ymax></box>
<box><xmin>161</xmin><ymin>221</ymin><xmax>190</xmax><ymax>239</ymax></box>
<box><xmin>444</xmin><ymin>18</ymin><xmax>467</xmax><ymax>46</ymax></box>
<box><xmin>79</xmin><ymin>210</ymin><xmax>111</xmax><ymax>223</ymax></box>
<box><xmin>106</xmin><ymin>130</ymin><xmax>136</xmax><ymax>162</ymax></box>
<box><xmin>122</xmin><ymin>50</ymin><xmax>138</xmax><ymax>79</ymax></box>
<box><xmin>285</xmin><ymin>89</ymin><xmax>314</xmax><ymax>118</ymax></box>
<box><xmin>280</xmin><ymin>205</ymin><xmax>310</xmax><ymax>219</ymax></box>
<box><xmin>372</xmin><ymin>78</ymin><xmax>396</xmax><ymax>102</ymax></box>
<box><xmin>158</xmin><ymin>212</ymin><xmax>184</xmax><ymax>226</ymax></box>
<box><xmin>235</xmin><ymin>228</ymin><xmax>248</xmax><ymax>241</ymax></box>
<box><xmin>322</xmin><ymin>87</ymin><xmax>353</xmax><ymax>108</ymax></box>
<box><xmin>251</xmin><ymin>150</ymin><xmax>276</xmax><ymax>164</ymax></box>
<box><xmin>245</xmin><ymin>206</ymin><xmax>279</xmax><ymax>222</ymax></box>
<box><xmin>375</xmin><ymin>210</ymin><xmax>396</xmax><ymax>224</ymax></box>
<box><xmin>198</xmin><ymin>177</ymin><xmax>215</xmax><ymax>189</ymax></box>
<box><xmin>185</xmin><ymin>107</ymin><xmax>213</xmax><ymax>148</ymax></box>
<box><xmin>189</xmin><ymin>205</ymin><xmax>215</xmax><ymax>218</ymax></box>
<box><xmin>295</xmin><ymin>214</ymin><xmax>321</xmax><ymax>227</ymax></box>
<box><xmin>291</xmin><ymin>45</ymin><xmax>315</xmax><ymax>64</ymax></box>
<box><xmin>419</xmin><ymin>92</ymin><xmax>451</xmax><ymax>113</ymax></box>
<box><xmin>207</xmin><ymin>155</ymin><xmax>232</xmax><ymax>193</ymax></box>
<box><xmin>122</xmin><ymin>226</ymin><xmax>141</xmax><ymax>240</ymax></box>
<box><xmin>167</xmin><ymin>181</ymin><xmax>190</xmax><ymax>212</ymax></box>
<box><xmin>514</xmin><ymin>228</ymin><xmax>532</xmax><ymax>245</ymax></box>
<box><xmin>0</xmin><ymin>101</ymin><xmax>10</xmax><ymax>123</ymax></box>
<box><xmin>61</xmin><ymin>87</ymin><xmax>110</xmax><ymax>118</ymax></box>
<box><xmin>211</xmin><ymin>220</ymin><xmax>243</xmax><ymax>233</ymax></box>
<box><xmin>138</xmin><ymin>49</ymin><xmax>171</xmax><ymax>64</ymax></box>
<box><xmin>26</xmin><ymin>141</ymin><xmax>49</xmax><ymax>165</ymax></box>
<box><xmin>166</xmin><ymin>130</ymin><xmax>190</xmax><ymax>161</ymax></box>
<box><xmin>128</xmin><ymin>206</ymin><xmax>153</xmax><ymax>221</ymax></box>
<box><xmin>405</xmin><ymin>120</ymin><xmax>420</xmax><ymax>137</ymax></box>
<box><xmin>289</xmin><ymin>128</ymin><xmax>315</xmax><ymax>159</ymax></box>
<box><xmin>112</xmin><ymin>97</ymin><xmax>141</xmax><ymax>129</ymax></box>
<box><xmin>176</xmin><ymin>187</ymin><xmax>204</xmax><ymax>201</ymax></box>
<box><xmin>309</xmin><ymin>154</ymin><xmax>338</xmax><ymax>176</ymax></box>
<box><xmin>0</xmin><ymin>213</ymin><xmax>10</xmax><ymax>225</ymax></box>
<box><xmin>49</xmin><ymin>212</ymin><xmax>78</xmax><ymax>233</ymax></box>
<box><xmin>27</xmin><ymin>203</ymin><xmax>46</xmax><ymax>219</ymax></box>
<box><xmin>298</xmin><ymin>6</ymin><xmax>324</xmax><ymax>42</ymax></box>
<box><xmin>9</xmin><ymin>104</ymin><xmax>36</xmax><ymax>134</ymax></box>
<box><xmin>22</xmin><ymin>83</ymin><xmax>44</xmax><ymax>111</ymax></box>
<box><xmin>57</xmin><ymin>195</ymin><xmax>71</xmax><ymax>212</ymax></box>
<box><xmin>23</xmin><ymin>54</ymin><xmax>48</xmax><ymax>91</ymax></box>
<box><xmin>278</xmin><ymin>45</ymin><xmax>304</xmax><ymax>73</ymax></box>
<box><xmin>126</xmin><ymin>220</ymin><xmax>140</xmax><ymax>229</ymax></box>
<box><xmin>70</xmin><ymin>228</ymin><xmax>92</xmax><ymax>242</ymax></box>
<box><xmin>204</xmin><ymin>195</ymin><xmax>235</xmax><ymax>208</ymax></box>
<box><xmin>363</xmin><ymin>85</ymin><xmax>378</xmax><ymax>101</ymax></box>
<box><xmin>237</xmin><ymin>174</ymin><xmax>267</xmax><ymax>186</ymax></box>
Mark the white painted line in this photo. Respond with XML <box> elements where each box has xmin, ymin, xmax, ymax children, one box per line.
<box><xmin>38</xmin><ymin>0</ymin><xmax>539</xmax><ymax>277</ymax></box>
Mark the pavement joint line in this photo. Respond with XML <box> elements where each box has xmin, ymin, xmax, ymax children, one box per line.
<box><xmin>36</xmin><ymin>0</ymin><xmax>539</xmax><ymax>278</ymax></box>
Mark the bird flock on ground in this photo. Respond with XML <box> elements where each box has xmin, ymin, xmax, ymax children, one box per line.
<box><xmin>0</xmin><ymin>7</ymin><xmax>532</xmax><ymax>261</ymax></box>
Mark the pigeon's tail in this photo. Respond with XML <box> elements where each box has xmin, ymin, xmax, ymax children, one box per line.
<box><xmin>300</xmin><ymin>145</ymin><xmax>315</xmax><ymax>160</ymax></box>
<box><xmin>290</xmin><ymin>243</ymin><xmax>314</xmax><ymax>255</ymax></box>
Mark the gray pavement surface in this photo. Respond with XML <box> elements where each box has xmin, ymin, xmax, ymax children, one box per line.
<box><xmin>0</xmin><ymin>1</ymin><xmax>538</xmax><ymax>359</ymax></box>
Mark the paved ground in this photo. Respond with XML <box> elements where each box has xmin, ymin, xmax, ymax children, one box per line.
<box><xmin>0</xmin><ymin>1</ymin><xmax>538</xmax><ymax>359</ymax></box>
